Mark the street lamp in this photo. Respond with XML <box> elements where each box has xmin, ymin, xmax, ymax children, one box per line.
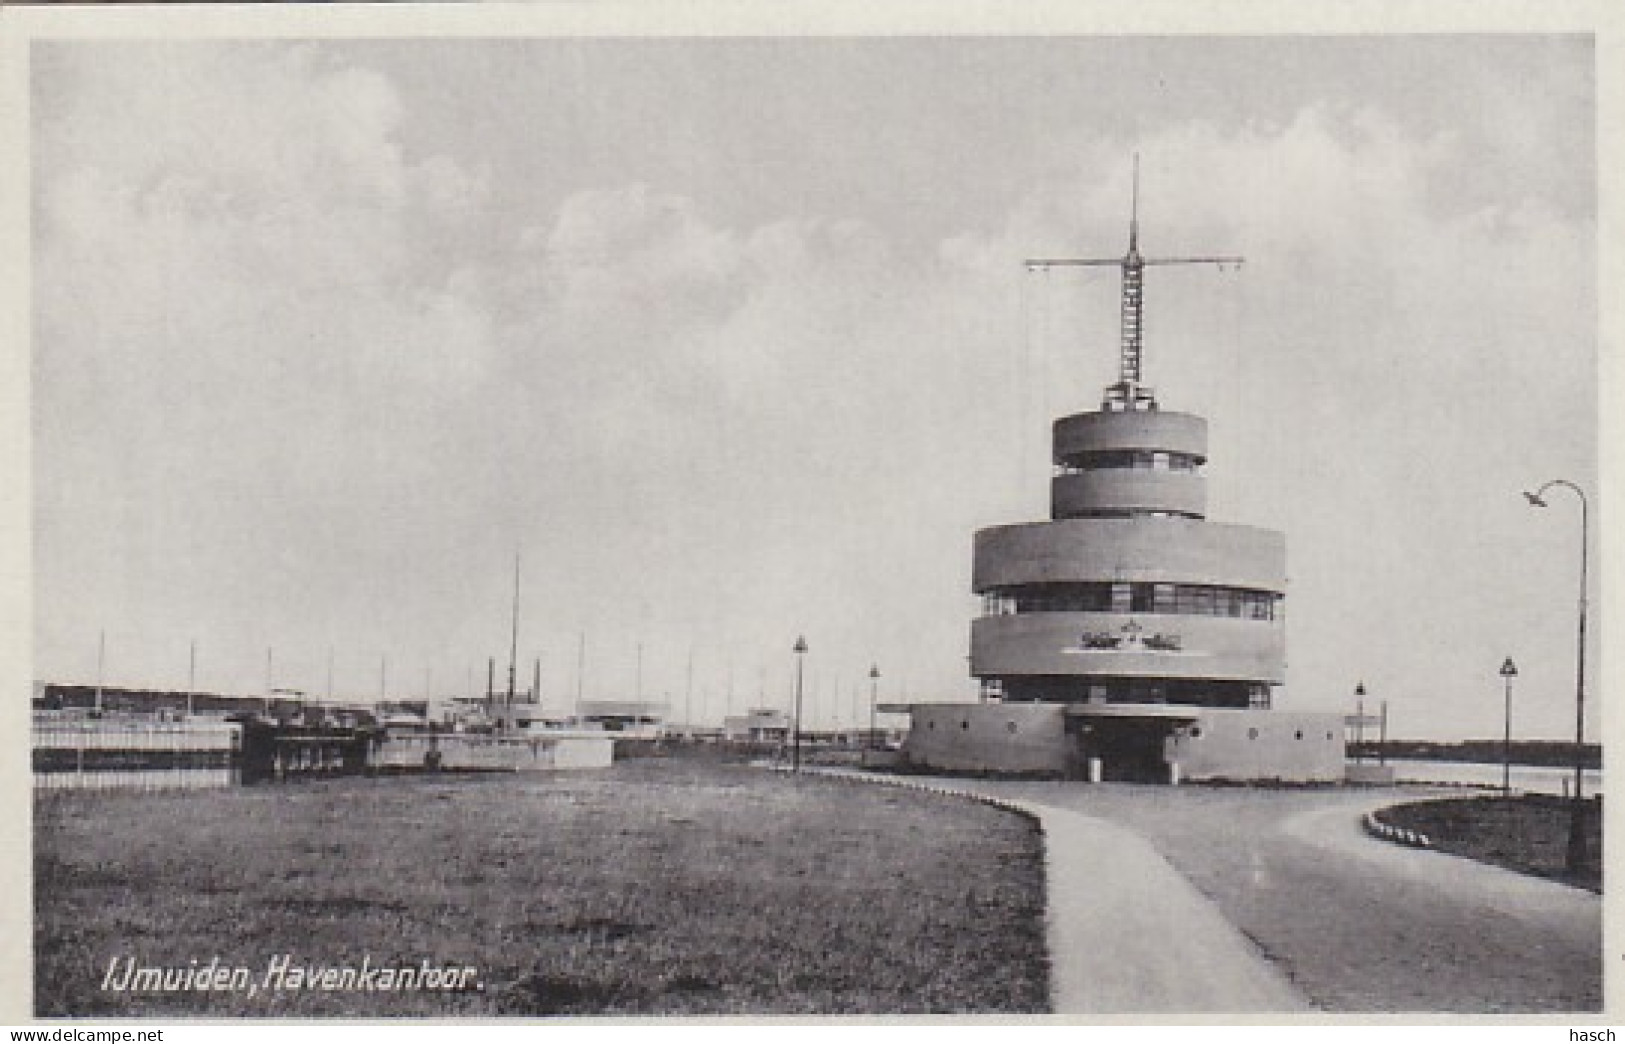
<box><xmin>1498</xmin><ymin>656</ymin><xmax>1518</xmax><ymax>797</ymax></box>
<box><xmin>865</xmin><ymin>663</ymin><xmax>880</xmax><ymax>767</ymax></box>
<box><xmin>792</xmin><ymin>636</ymin><xmax>808</xmax><ymax>773</ymax></box>
<box><xmin>1523</xmin><ymin>479</ymin><xmax>1590</xmax><ymax>873</ymax></box>
<box><xmin>1354</xmin><ymin>681</ymin><xmax>1367</xmax><ymax>764</ymax></box>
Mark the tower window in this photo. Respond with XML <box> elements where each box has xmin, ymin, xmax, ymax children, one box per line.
<box><xmin>988</xmin><ymin>582</ymin><xmax>1279</xmax><ymax>620</ymax></box>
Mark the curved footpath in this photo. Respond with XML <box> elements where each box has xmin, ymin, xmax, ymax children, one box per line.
<box><xmin>802</xmin><ymin>768</ymin><xmax>1602</xmax><ymax>1014</ymax></box>
<box><xmin>931</xmin><ymin>775</ymin><xmax>1602</xmax><ymax>1013</ymax></box>
<box><xmin>804</xmin><ymin>768</ymin><xmax>1306</xmax><ymax>1013</ymax></box>
<box><xmin>1019</xmin><ymin>800</ymin><xmax>1309</xmax><ymax>1013</ymax></box>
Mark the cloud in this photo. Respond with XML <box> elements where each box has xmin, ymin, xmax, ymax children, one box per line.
<box><xmin>32</xmin><ymin>45</ymin><xmax>1593</xmax><ymax>739</ymax></box>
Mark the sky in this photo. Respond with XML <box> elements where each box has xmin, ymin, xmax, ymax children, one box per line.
<box><xmin>29</xmin><ymin>33</ymin><xmax>1598</xmax><ymax>740</ymax></box>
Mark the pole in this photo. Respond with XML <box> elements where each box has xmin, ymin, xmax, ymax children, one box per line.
<box><xmin>95</xmin><ymin>630</ymin><xmax>104</xmax><ymax>714</ymax></box>
<box><xmin>1503</xmin><ymin>669</ymin><xmax>1513</xmax><ymax>797</ymax></box>
<box><xmin>507</xmin><ymin>554</ymin><xmax>520</xmax><ymax>716</ymax></box>
<box><xmin>1379</xmin><ymin>701</ymin><xmax>1388</xmax><ymax>767</ymax></box>
<box><xmin>576</xmin><ymin>632</ymin><xmax>585</xmax><ymax>714</ymax></box>
<box><xmin>685</xmin><ymin>647</ymin><xmax>694</xmax><ymax>739</ymax></box>
<box><xmin>1355</xmin><ymin>684</ymin><xmax>1365</xmax><ymax>765</ymax></box>
<box><xmin>792</xmin><ymin>637</ymin><xmax>807</xmax><ymax>773</ymax></box>
<box><xmin>867</xmin><ymin>664</ymin><xmax>879</xmax><ymax>767</ymax></box>
<box><xmin>1524</xmin><ymin>480</ymin><xmax>1590</xmax><ymax>873</ymax></box>
<box><xmin>187</xmin><ymin>639</ymin><xmax>196</xmax><ymax>718</ymax></box>
<box><xmin>1570</xmin><ymin>490</ymin><xmax>1589</xmax><ymax>871</ymax></box>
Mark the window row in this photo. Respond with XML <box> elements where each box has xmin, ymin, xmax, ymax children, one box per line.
<box><xmin>982</xmin><ymin>582</ymin><xmax>1279</xmax><ymax>621</ymax></box>
<box><xmin>1055</xmin><ymin>450</ymin><xmax>1201</xmax><ymax>475</ymax></box>
<box><xmin>988</xmin><ymin>676</ymin><xmax>1272</xmax><ymax>709</ymax></box>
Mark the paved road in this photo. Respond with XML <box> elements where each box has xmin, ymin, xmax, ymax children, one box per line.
<box><xmin>957</xmin><ymin>780</ymin><xmax>1603</xmax><ymax>1013</ymax></box>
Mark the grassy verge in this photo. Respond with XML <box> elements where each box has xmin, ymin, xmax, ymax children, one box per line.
<box><xmin>1377</xmin><ymin>794</ymin><xmax>1602</xmax><ymax>892</ymax></box>
<box><xmin>35</xmin><ymin>758</ymin><xmax>1047</xmax><ymax>1017</ymax></box>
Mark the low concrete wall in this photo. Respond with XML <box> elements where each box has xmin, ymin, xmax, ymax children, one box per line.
<box><xmin>902</xmin><ymin>703</ymin><xmax>1070</xmax><ymax>774</ymax></box>
<box><xmin>376</xmin><ymin>733</ymin><xmax>614</xmax><ymax>772</ymax></box>
<box><xmin>1345</xmin><ymin>763</ymin><xmax>1397</xmax><ymax>785</ymax></box>
<box><xmin>903</xmin><ymin>703</ymin><xmax>1345</xmax><ymax>783</ymax></box>
<box><xmin>1170</xmin><ymin>710</ymin><xmax>1344</xmax><ymax>783</ymax></box>
<box><xmin>551</xmin><ymin>735</ymin><xmax>615</xmax><ymax>769</ymax></box>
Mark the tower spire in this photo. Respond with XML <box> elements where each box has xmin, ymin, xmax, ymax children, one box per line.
<box><xmin>1128</xmin><ymin>153</ymin><xmax>1140</xmax><ymax>255</ymax></box>
<box><xmin>1025</xmin><ymin>158</ymin><xmax>1243</xmax><ymax>411</ymax></box>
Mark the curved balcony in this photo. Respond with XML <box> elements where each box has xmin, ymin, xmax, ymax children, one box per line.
<box><xmin>973</xmin><ymin>517</ymin><xmax>1286</xmax><ymax>593</ymax></box>
<box><xmin>1054</xmin><ymin>410</ymin><xmax>1207</xmax><ymax>465</ymax></box>
<box><xmin>970</xmin><ymin>612</ymin><xmax>1285</xmax><ymax>684</ymax></box>
<box><xmin>1051</xmin><ymin>469</ymin><xmax>1206</xmax><ymax>519</ymax></box>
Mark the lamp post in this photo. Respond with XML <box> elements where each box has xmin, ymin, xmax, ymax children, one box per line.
<box><xmin>865</xmin><ymin>663</ymin><xmax>880</xmax><ymax>767</ymax></box>
<box><xmin>1354</xmin><ymin>681</ymin><xmax>1366</xmax><ymax>764</ymax></box>
<box><xmin>1523</xmin><ymin>479</ymin><xmax>1589</xmax><ymax>873</ymax></box>
<box><xmin>792</xmin><ymin>636</ymin><xmax>808</xmax><ymax>773</ymax></box>
<box><xmin>1499</xmin><ymin>656</ymin><xmax>1518</xmax><ymax>798</ymax></box>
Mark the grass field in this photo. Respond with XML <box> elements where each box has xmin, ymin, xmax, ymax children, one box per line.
<box><xmin>1378</xmin><ymin>794</ymin><xmax>1603</xmax><ymax>892</ymax></box>
<box><xmin>35</xmin><ymin>758</ymin><xmax>1048</xmax><ymax>1017</ymax></box>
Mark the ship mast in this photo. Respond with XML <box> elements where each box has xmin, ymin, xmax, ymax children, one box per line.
<box><xmin>1026</xmin><ymin>155</ymin><xmax>1244</xmax><ymax>411</ymax></box>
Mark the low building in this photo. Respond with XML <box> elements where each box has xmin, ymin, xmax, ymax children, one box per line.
<box><xmin>722</xmin><ymin>708</ymin><xmax>790</xmax><ymax>744</ymax></box>
<box><xmin>575</xmin><ymin>699</ymin><xmax>668</xmax><ymax>738</ymax></box>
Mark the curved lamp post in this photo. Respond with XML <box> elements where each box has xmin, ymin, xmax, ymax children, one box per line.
<box><xmin>1523</xmin><ymin>479</ymin><xmax>1589</xmax><ymax>873</ymax></box>
<box><xmin>792</xmin><ymin>636</ymin><xmax>808</xmax><ymax>773</ymax></box>
<box><xmin>1498</xmin><ymin>656</ymin><xmax>1517</xmax><ymax>797</ymax></box>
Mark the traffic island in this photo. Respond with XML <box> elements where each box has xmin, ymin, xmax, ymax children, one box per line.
<box><xmin>1373</xmin><ymin>794</ymin><xmax>1603</xmax><ymax>893</ymax></box>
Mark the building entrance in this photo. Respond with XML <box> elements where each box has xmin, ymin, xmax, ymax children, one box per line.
<box><xmin>1071</xmin><ymin>716</ymin><xmax>1178</xmax><ymax>782</ymax></box>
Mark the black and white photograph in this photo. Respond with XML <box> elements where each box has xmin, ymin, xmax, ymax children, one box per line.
<box><xmin>5</xmin><ymin>3</ymin><xmax>1613</xmax><ymax>1024</ymax></box>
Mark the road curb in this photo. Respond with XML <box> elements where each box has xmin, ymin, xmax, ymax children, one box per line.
<box><xmin>1362</xmin><ymin>809</ymin><xmax>1432</xmax><ymax>848</ymax></box>
<box><xmin>761</xmin><ymin>761</ymin><xmax>1040</xmax><ymax>818</ymax></box>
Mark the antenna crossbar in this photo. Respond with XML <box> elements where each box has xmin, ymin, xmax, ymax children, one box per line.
<box><xmin>1023</xmin><ymin>160</ymin><xmax>1242</xmax><ymax>410</ymax></box>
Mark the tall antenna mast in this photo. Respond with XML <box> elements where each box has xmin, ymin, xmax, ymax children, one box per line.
<box><xmin>1026</xmin><ymin>155</ymin><xmax>1243</xmax><ymax>411</ymax></box>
